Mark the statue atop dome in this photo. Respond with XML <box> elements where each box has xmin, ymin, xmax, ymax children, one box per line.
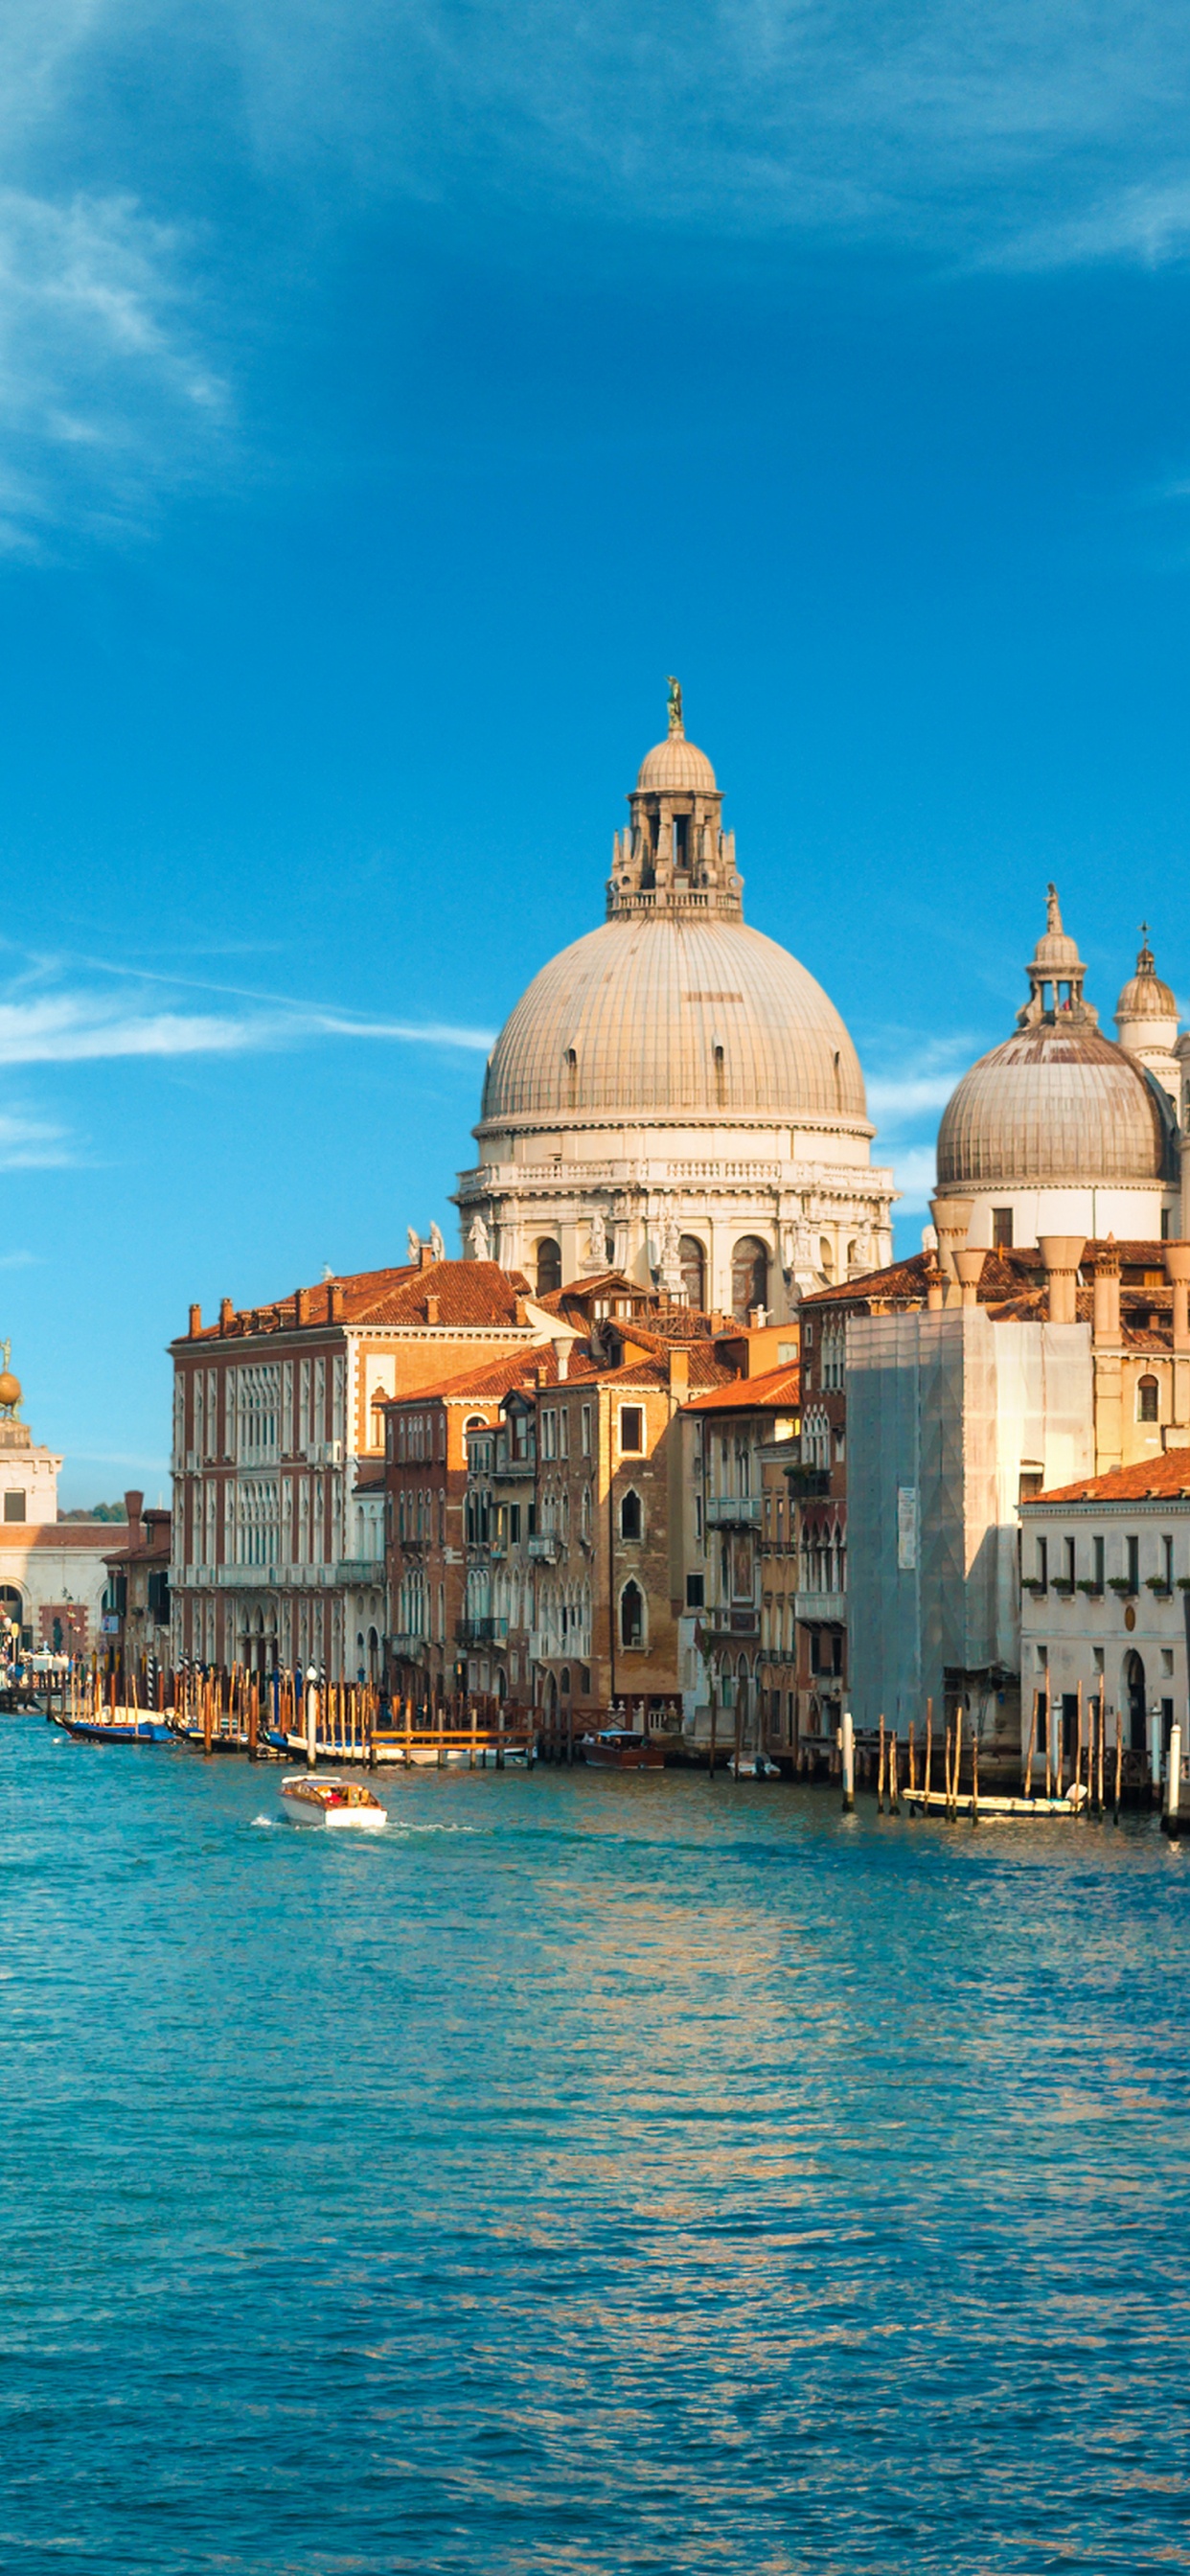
<box><xmin>666</xmin><ymin>676</ymin><xmax>683</xmax><ymax>737</ymax></box>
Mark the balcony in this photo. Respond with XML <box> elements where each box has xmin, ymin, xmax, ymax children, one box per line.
<box><xmin>785</xmin><ymin>1463</ymin><xmax>831</xmax><ymax>1498</ymax></box>
<box><xmin>497</xmin><ymin>1456</ymin><xmax>537</xmax><ymax>1481</ymax></box>
<box><xmin>794</xmin><ymin>1590</ymin><xmax>848</xmax><ymax>1624</ymax></box>
<box><xmin>702</xmin><ymin>1606</ymin><xmax>760</xmax><ymax>1639</ymax></box>
<box><xmin>704</xmin><ymin>1494</ymin><xmax>762</xmax><ymax>1529</ymax></box>
<box><xmin>528</xmin><ymin>1532</ymin><xmax>563</xmax><ymax>1562</ymax></box>
<box><xmin>391</xmin><ymin>1633</ymin><xmax>429</xmax><ymax>1659</ymax></box>
<box><xmin>335</xmin><ymin>1558</ymin><xmax>384</xmax><ymax>1585</ymax></box>
<box><xmin>456</xmin><ymin>1617</ymin><xmax>509</xmax><ymax>1645</ymax></box>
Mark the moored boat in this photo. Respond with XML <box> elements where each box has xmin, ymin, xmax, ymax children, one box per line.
<box><xmin>61</xmin><ymin>1710</ymin><xmax>174</xmax><ymax>1744</ymax></box>
<box><xmin>578</xmin><ymin>1727</ymin><xmax>665</xmax><ymax>1770</ymax></box>
<box><xmin>281</xmin><ymin>1773</ymin><xmax>388</xmax><ymax>1828</ymax></box>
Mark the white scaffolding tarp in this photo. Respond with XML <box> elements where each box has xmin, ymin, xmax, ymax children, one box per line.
<box><xmin>846</xmin><ymin>1309</ymin><xmax>1091</xmax><ymax>1735</ymax></box>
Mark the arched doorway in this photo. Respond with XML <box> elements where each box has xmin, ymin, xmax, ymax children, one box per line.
<box><xmin>679</xmin><ymin>1234</ymin><xmax>706</xmax><ymax>1310</ymax></box>
<box><xmin>536</xmin><ymin>1239</ymin><xmax>561</xmax><ymax>1296</ymax></box>
<box><xmin>1125</xmin><ymin>1649</ymin><xmax>1147</xmax><ymax>1753</ymax></box>
<box><xmin>732</xmin><ymin>1235</ymin><xmax>768</xmax><ymax>1320</ymax></box>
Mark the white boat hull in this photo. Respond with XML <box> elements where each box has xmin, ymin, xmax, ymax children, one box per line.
<box><xmin>281</xmin><ymin>1775</ymin><xmax>387</xmax><ymax>1829</ymax></box>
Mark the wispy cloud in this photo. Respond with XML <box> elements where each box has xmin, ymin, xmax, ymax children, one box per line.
<box><xmin>0</xmin><ymin>971</ymin><xmax>493</xmax><ymax>1067</ymax></box>
<box><xmin>0</xmin><ymin>1110</ymin><xmax>73</xmax><ymax>1167</ymax></box>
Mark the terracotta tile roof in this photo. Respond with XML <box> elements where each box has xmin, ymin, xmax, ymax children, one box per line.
<box><xmin>1027</xmin><ymin>1450</ymin><xmax>1190</xmax><ymax>1506</ymax></box>
<box><xmin>680</xmin><ymin>1362</ymin><xmax>801</xmax><ymax>1414</ymax></box>
<box><xmin>180</xmin><ymin>1259</ymin><xmax>535</xmax><ymax>1342</ymax></box>
<box><xmin>0</xmin><ymin>1523</ymin><xmax>118</xmax><ymax>1550</ymax></box>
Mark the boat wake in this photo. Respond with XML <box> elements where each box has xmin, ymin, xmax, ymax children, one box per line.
<box><xmin>251</xmin><ymin>1814</ymin><xmax>284</xmax><ymax>1828</ymax></box>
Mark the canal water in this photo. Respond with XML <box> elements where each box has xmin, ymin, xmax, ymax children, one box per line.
<box><xmin>4</xmin><ymin>1726</ymin><xmax>1190</xmax><ymax>2574</ymax></box>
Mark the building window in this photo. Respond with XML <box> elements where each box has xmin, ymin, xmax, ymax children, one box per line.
<box><xmin>620</xmin><ymin>1488</ymin><xmax>642</xmax><ymax>1541</ymax></box>
<box><xmin>686</xmin><ymin>1573</ymin><xmax>704</xmax><ymax>1608</ymax></box>
<box><xmin>564</xmin><ymin>1047</ymin><xmax>578</xmax><ymax>1110</ymax></box>
<box><xmin>3</xmin><ymin>1490</ymin><xmax>25</xmax><ymax>1522</ymax></box>
<box><xmin>1126</xmin><ymin>1535</ymin><xmax>1139</xmax><ymax>1592</ymax></box>
<box><xmin>581</xmin><ymin>1404</ymin><xmax>591</xmax><ymax>1458</ymax></box>
<box><xmin>620</xmin><ymin>1580</ymin><xmax>644</xmax><ymax>1648</ymax></box>
<box><xmin>679</xmin><ymin>1235</ymin><xmax>706</xmax><ymax>1311</ymax></box>
<box><xmin>1137</xmin><ymin>1375</ymin><xmax>1159</xmax><ymax>1423</ymax></box>
<box><xmin>714</xmin><ymin>1044</ymin><xmax>725</xmax><ymax>1107</ymax></box>
<box><xmin>619</xmin><ymin>1406</ymin><xmax>644</xmax><ymax>1454</ymax></box>
<box><xmin>560</xmin><ymin>1410</ymin><xmax>569</xmax><ymax>1460</ymax></box>
<box><xmin>535</xmin><ymin>1239</ymin><xmax>561</xmax><ymax>1297</ymax></box>
<box><xmin>1092</xmin><ymin>1534</ymin><xmax>1104</xmax><ymax>1593</ymax></box>
<box><xmin>731</xmin><ymin>1235</ymin><xmax>768</xmax><ymax>1321</ymax></box>
<box><xmin>1162</xmin><ymin>1207</ymin><xmax>1172</xmax><ymax>1242</ymax></box>
<box><xmin>1035</xmin><ymin>1534</ymin><xmax>1048</xmax><ymax>1591</ymax></box>
<box><xmin>992</xmin><ymin>1208</ymin><xmax>1014</xmax><ymax>1250</ymax></box>
<box><xmin>1164</xmin><ymin>1534</ymin><xmax>1175</xmax><ymax>1589</ymax></box>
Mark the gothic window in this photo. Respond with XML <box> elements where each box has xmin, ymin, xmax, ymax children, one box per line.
<box><xmin>536</xmin><ymin>1239</ymin><xmax>561</xmax><ymax>1297</ymax></box>
<box><xmin>679</xmin><ymin>1234</ymin><xmax>706</xmax><ymax>1311</ymax></box>
<box><xmin>620</xmin><ymin>1579</ymin><xmax>644</xmax><ymax>1648</ymax></box>
<box><xmin>731</xmin><ymin>1236</ymin><xmax>768</xmax><ymax>1320</ymax></box>
<box><xmin>1138</xmin><ymin>1374</ymin><xmax>1159</xmax><ymax>1423</ymax></box>
<box><xmin>620</xmin><ymin>1488</ymin><xmax>642</xmax><ymax>1541</ymax></box>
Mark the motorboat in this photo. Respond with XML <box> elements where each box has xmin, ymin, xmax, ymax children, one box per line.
<box><xmin>726</xmin><ymin>1753</ymin><xmax>782</xmax><ymax>1780</ymax></box>
<box><xmin>578</xmin><ymin>1728</ymin><xmax>665</xmax><ymax>1770</ymax></box>
<box><xmin>280</xmin><ymin>1773</ymin><xmax>388</xmax><ymax>1829</ymax></box>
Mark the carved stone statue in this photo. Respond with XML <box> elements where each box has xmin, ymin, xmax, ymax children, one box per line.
<box><xmin>468</xmin><ymin>1209</ymin><xmax>491</xmax><ymax>1261</ymax></box>
<box><xmin>429</xmin><ymin>1220</ymin><xmax>446</xmax><ymax>1261</ymax></box>
<box><xmin>406</xmin><ymin>1225</ymin><xmax>421</xmax><ymax>1265</ymax></box>
<box><xmin>667</xmin><ymin>675</ymin><xmax>683</xmax><ymax>737</ymax></box>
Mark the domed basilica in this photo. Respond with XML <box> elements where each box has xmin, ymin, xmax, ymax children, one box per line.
<box><xmin>454</xmin><ymin>687</ymin><xmax>894</xmax><ymax>1319</ymax></box>
<box><xmin>933</xmin><ymin>887</ymin><xmax>1185</xmax><ymax>1250</ymax></box>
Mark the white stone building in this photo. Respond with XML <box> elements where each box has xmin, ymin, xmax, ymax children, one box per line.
<box><xmin>0</xmin><ymin>1357</ymin><xmax>115</xmax><ymax>1651</ymax></box>
<box><xmin>1018</xmin><ymin>1449</ymin><xmax>1190</xmax><ymax>1784</ymax></box>
<box><xmin>455</xmin><ymin>688</ymin><xmax>895</xmax><ymax>1318</ymax></box>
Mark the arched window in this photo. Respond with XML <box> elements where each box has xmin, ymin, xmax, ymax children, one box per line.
<box><xmin>679</xmin><ymin>1234</ymin><xmax>706</xmax><ymax>1310</ymax></box>
<box><xmin>1137</xmin><ymin>1374</ymin><xmax>1159</xmax><ymax>1423</ymax></box>
<box><xmin>819</xmin><ymin>1238</ymin><xmax>835</xmax><ymax>1281</ymax></box>
<box><xmin>536</xmin><ymin>1239</ymin><xmax>561</xmax><ymax>1297</ymax></box>
<box><xmin>560</xmin><ymin>1667</ymin><xmax>571</xmax><ymax>1697</ymax></box>
<box><xmin>620</xmin><ymin>1579</ymin><xmax>644</xmax><ymax>1648</ymax></box>
<box><xmin>731</xmin><ymin>1236</ymin><xmax>768</xmax><ymax>1320</ymax></box>
<box><xmin>620</xmin><ymin>1488</ymin><xmax>643</xmax><ymax>1541</ymax></box>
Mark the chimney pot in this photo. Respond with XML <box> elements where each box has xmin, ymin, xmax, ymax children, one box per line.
<box><xmin>1040</xmin><ymin>1235</ymin><xmax>1086</xmax><ymax>1327</ymax></box>
<box><xmin>219</xmin><ymin>1297</ymin><xmax>234</xmax><ymax>1330</ymax></box>
<box><xmin>954</xmin><ymin>1247</ymin><xmax>984</xmax><ymax>1310</ymax></box>
<box><xmin>188</xmin><ymin>1302</ymin><xmax>202</xmax><ymax>1338</ymax></box>
<box><xmin>425</xmin><ymin>1295</ymin><xmax>441</xmax><ymax>1326</ymax></box>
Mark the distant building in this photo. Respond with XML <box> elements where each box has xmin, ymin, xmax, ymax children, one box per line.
<box><xmin>676</xmin><ymin>1351</ymin><xmax>801</xmax><ymax>1759</ymax></box>
<box><xmin>168</xmin><ymin>1249</ymin><xmax>557</xmax><ymax>1679</ymax></box>
<box><xmin>101</xmin><ymin>1492</ymin><xmax>172</xmax><ymax>1677</ymax></box>
<box><xmin>1018</xmin><ymin>1450</ymin><xmax>1190</xmax><ymax>1788</ymax></box>
<box><xmin>0</xmin><ymin>1354</ymin><xmax>116</xmax><ymax>1652</ymax></box>
<box><xmin>932</xmin><ymin>891</ymin><xmax>1181</xmax><ymax>1253</ymax></box>
<box><xmin>455</xmin><ymin>692</ymin><xmax>894</xmax><ymax>1312</ymax></box>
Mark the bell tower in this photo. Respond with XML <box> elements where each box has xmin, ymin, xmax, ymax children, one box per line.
<box><xmin>606</xmin><ymin>680</ymin><xmax>743</xmax><ymax>919</ymax></box>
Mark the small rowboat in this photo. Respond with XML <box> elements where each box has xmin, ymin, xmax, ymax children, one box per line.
<box><xmin>281</xmin><ymin>1773</ymin><xmax>388</xmax><ymax>1829</ymax></box>
<box><xmin>904</xmin><ymin>1784</ymin><xmax>1086</xmax><ymax>1820</ymax></box>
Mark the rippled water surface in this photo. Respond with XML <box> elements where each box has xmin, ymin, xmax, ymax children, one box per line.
<box><xmin>4</xmin><ymin>1724</ymin><xmax>1190</xmax><ymax>2573</ymax></box>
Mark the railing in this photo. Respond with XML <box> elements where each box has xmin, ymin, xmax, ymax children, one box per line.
<box><xmin>456</xmin><ymin>1617</ymin><xmax>509</xmax><ymax>1645</ymax></box>
<box><xmin>335</xmin><ymin>1559</ymin><xmax>384</xmax><ymax>1583</ymax></box>
<box><xmin>497</xmin><ymin>1457</ymin><xmax>536</xmax><ymax>1481</ymax></box>
<box><xmin>703</xmin><ymin>1606</ymin><xmax>760</xmax><ymax>1638</ymax></box>
<box><xmin>528</xmin><ymin>1532</ymin><xmax>562</xmax><ymax>1561</ymax></box>
<box><xmin>705</xmin><ymin>1494</ymin><xmax>762</xmax><ymax>1528</ymax></box>
<box><xmin>794</xmin><ymin>1590</ymin><xmax>848</xmax><ymax>1623</ymax></box>
<box><xmin>391</xmin><ymin>1633</ymin><xmax>428</xmax><ymax>1658</ymax></box>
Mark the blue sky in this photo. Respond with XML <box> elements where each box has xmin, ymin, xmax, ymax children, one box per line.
<box><xmin>6</xmin><ymin>3</ymin><xmax>1190</xmax><ymax>1498</ymax></box>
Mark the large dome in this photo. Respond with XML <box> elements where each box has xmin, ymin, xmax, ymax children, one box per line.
<box><xmin>937</xmin><ymin>1021</ymin><xmax>1170</xmax><ymax>1189</ymax></box>
<box><xmin>480</xmin><ymin>913</ymin><xmax>867</xmax><ymax>1124</ymax></box>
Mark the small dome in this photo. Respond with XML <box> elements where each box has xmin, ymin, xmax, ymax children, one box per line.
<box><xmin>635</xmin><ymin>734</ymin><xmax>718</xmax><ymax>794</ymax></box>
<box><xmin>1116</xmin><ymin>933</ymin><xmax>1177</xmax><ymax>1025</ymax></box>
<box><xmin>937</xmin><ymin>1023</ymin><xmax>1170</xmax><ymax>1189</ymax></box>
<box><xmin>0</xmin><ymin>1371</ymin><xmax>22</xmax><ymax>1410</ymax></box>
<box><xmin>480</xmin><ymin>914</ymin><xmax>867</xmax><ymax>1124</ymax></box>
<box><xmin>1030</xmin><ymin>883</ymin><xmax>1084</xmax><ymax>978</ymax></box>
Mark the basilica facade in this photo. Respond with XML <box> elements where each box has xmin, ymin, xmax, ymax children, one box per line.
<box><xmin>454</xmin><ymin>692</ymin><xmax>895</xmax><ymax>1321</ymax></box>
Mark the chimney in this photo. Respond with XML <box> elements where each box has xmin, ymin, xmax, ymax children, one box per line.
<box><xmin>295</xmin><ymin>1287</ymin><xmax>311</xmax><ymax>1326</ymax></box>
<box><xmin>188</xmin><ymin>1302</ymin><xmax>202</xmax><ymax>1338</ymax></box>
<box><xmin>425</xmin><ymin>1295</ymin><xmax>441</xmax><ymax>1326</ymax></box>
<box><xmin>668</xmin><ymin>1345</ymin><xmax>689</xmax><ymax>1401</ymax></box>
<box><xmin>552</xmin><ymin>1336</ymin><xmax>570</xmax><ymax>1383</ymax></box>
<box><xmin>515</xmin><ymin>1298</ymin><xmax>528</xmax><ymax>1327</ymax></box>
<box><xmin>329</xmin><ymin>1282</ymin><xmax>345</xmax><ymax>1322</ymax></box>
<box><xmin>124</xmin><ymin>1488</ymin><xmax>145</xmax><ymax>1548</ymax></box>
<box><xmin>219</xmin><ymin>1297</ymin><xmax>234</xmax><ymax>1331</ymax></box>
<box><xmin>929</xmin><ymin>1194</ymin><xmax>973</xmax><ymax>1289</ymax></box>
<box><xmin>535</xmin><ymin>1364</ymin><xmax>548</xmax><ymax>1390</ymax></box>
<box><xmin>420</xmin><ymin>1242</ymin><xmax>436</xmax><ymax>1271</ymax></box>
<box><xmin>1040</xmin><ymin>1235</ymin><xmax>1086</xmax><ymax>1327</ymax></box>
<box><xmin>954</xmin><ymin>1247</ymin><xmax>984</xmax><ymax>1311</ymax></box>
<box><xmin>1093</xmin><ymin>1237</ymin><xmax>1121</xmax><ymax>1346</ymax></box>
<box><xmin>1165</xmin><ymin>1241</ymin><xmax>1190</xmax><ymax>1352</ymax></box>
